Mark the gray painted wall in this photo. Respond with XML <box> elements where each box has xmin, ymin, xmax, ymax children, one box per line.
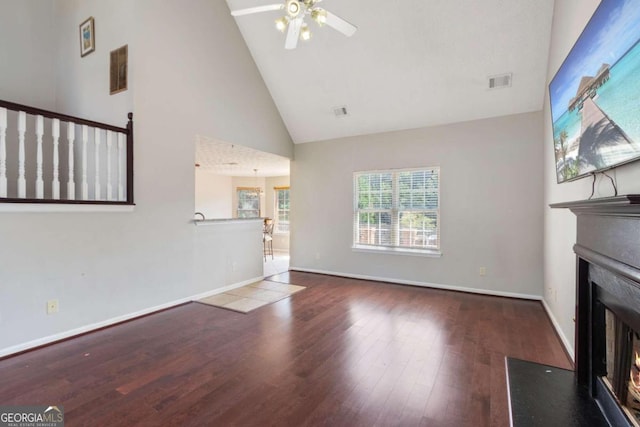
<box><xmin>291</xmin><ymin>112</ymin><xmax>544</xmax><ymax>297</ymax></box>
<box><xmin>0</xmin><ymin>0</ymin><xmax>56</xmax><ymax>109</ymax></box>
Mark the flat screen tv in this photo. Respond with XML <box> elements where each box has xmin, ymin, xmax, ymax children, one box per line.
<box><xmin>550</xmin><ymin>0</ymin><xmax>640</xmax><ymax>183</ymax></box>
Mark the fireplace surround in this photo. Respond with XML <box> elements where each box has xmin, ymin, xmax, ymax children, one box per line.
<box><xmin>551</xmin><ymin>195</ymin><xmax>640</xmax><ymax>426</ymax></box>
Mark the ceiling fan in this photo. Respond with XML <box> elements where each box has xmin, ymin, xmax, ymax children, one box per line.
<box><xmin>230</xmin><ymin>0</ymin><xmax>357</xmax><ymax>50</ymax></box>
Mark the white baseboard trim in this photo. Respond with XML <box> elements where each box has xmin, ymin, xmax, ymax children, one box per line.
<box><xmin>189</xmin><ymin>276</ymin><xmax>264</xmax><ymax>301</ymax></box>
<box><xmin>289</xmin><ymin>266</ymin><xmax>542</xmax><ymax>301</ymax></box>
<box><xmin>541</xmin><ymin>298</ymin><xmax>575</xmax><ymax>362</ymax></box>
<box><xmin>0</xmin><ymin>276</ymin><xmax>263</xmax><ymax>359</ymax></box>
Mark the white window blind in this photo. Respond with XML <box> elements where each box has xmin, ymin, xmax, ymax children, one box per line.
<box><xmin>354</xmin><ymin>167</ymin><xmax>440</xmax><ymax>252</ymax></box>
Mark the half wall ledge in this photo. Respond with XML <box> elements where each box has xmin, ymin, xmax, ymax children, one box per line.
<box><xmin>0</xmin><ymin>202</ymin><xmax>134</xmax><ymax>213</ymax></box>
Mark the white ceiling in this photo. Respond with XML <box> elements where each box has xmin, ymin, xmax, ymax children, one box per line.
<box><xmin>195</xmin><ymin>135</ymin><xmax>290</xmax><ymax>177</ymax></box>
<box><xmin>226</xmin><ymin>0</ymin><xmax>556</xmax><ymax>144</ymax></box>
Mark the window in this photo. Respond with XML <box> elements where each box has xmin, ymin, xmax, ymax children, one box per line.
<box><xmin>353</xmin><ymin>167</ymin><xmax>440</xmax><ymax>254</ymax></box>
<box><xmin>237</xmin><ymin>187</ymin><xmax>260</xmax><ymax>218</ymax></box>
<box><xmin>274</xmin><ymin>186</ymin><xmax>290</xmax><ymax>233</ymax></box>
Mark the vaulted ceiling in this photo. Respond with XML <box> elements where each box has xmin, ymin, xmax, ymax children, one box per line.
<box><xmin>226</xmin><ymin>0</ymin><xmax>556</xmax><ymax>144</ymax></box>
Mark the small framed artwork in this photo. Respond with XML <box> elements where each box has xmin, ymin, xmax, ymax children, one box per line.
<box><xmin>79</xmin><ymin>17</ymin><xmax>95</xmax><ymax>57</ymax></box>
<box><xmin>110</xmin><ymin>45</ymin><xmax>128</xmax><ymax>95</ymax></box>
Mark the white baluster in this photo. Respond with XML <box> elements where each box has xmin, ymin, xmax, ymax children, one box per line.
<box><xmin>94</xmin><ymin>128</ymin><xmax>101</xmax><ymax>200</ymax></box>
<box><xmin>82</xmin><ymin>125</ymin><xmax>88</xmax><ymax>200</ymax></box>
<box><xmin>106</xmin><ymin>131</ymin><xmax>113</xmax><ymax>201</ymax></box>
<box><xmin>67</xmin><ymin>122</ymin><xmax>75</xmax><ymax>200</ymax></box>
<box><xmin>17</xmin><ymin>111</ymin><xmax>26</xmax><ymax>198</ymax></box>
<box><xmin>117</xmin><ymin>133</ymin><xmax>124</xmax><ymax>201</ymax></box>
<box><xmin>52</xmin><ymin>119</ymin><xmax>60</xmax><ymax>199</ymax></box>
<box><xmin>35</xmin><ymin>115</ymin><xmax>44</xmax><ymax>199</ymax></box>
<box><xmin>0</xmin><ymin>108</ymin><xmax>7</xmax><ymax>198</ymax></box>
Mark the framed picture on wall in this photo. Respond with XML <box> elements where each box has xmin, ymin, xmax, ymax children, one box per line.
<box><xmin>110</xmin><ymin>45</ymin><xmax>128</xmax><ymax>95</ymax></box>
<box><xmin>79</xmin><ymin>17</ymin><xmax>95</xmax><ymax>57</ymax></box>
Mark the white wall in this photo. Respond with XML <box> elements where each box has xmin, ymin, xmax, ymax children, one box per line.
<box><xmin>0</xmin><ymin>0</ymin><xmax>56</xmax><ymax>109</ymax></box>
<box><xmin>195</xmin><ymin>170</ymin><xmax>232</xmax><ymax>219</ymax></box>
<box><xmin>291</xmin><ymin>112</ymin><xmax>544</xmax><ymax>298</ymax></box>
<box><xmin>543</xmin><ymin>0</ymin><xmax>640</xmax><ymax>358</ymax></box>
<box><xmin>0</xmin><ymin>0</ymin><xmax>293</xmax><ymax>355</ymax></box>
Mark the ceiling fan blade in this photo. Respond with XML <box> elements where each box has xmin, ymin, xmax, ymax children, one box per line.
<box><xmin>231</xmin><ymin>4</ymin><xmax>284</xmax><ymax>16</ymax></box>
<box><xmin>285</xmin><ymin>18</ymin><xmax>303</xmax><ymax>50</ymax></box>
<box><xmin>325</xmin><ymin>11</ymin><xmax>357</xmax><ymax>37</ymax></box>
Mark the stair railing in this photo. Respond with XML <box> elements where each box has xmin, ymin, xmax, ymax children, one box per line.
<box><xmin>0</xmin><ymin>100</ymin><xmax>133</xmax><ymax>205</ymax></box>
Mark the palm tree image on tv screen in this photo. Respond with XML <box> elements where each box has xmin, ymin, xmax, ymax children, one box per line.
<box><xmin>550</xmin><ymin>0</ymin><xmax>640</xmax><ymax>183</ymax></box>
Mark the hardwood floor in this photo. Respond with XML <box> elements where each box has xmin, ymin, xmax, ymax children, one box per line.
<box><xmin>0</xmin><ymin>272</ymin><xmax>572</xmax><ymax>426</ymax></box>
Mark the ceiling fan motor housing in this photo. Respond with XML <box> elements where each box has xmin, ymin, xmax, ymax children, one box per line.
<box><xmin>230</xmin><ymin>0</ymin><xmax>357</xmax><ymax>49</ymax></box>
<box><xmin>286</xmin><ymin>0</ymin><xmax>301</xmax><ymax>18</ymax></box>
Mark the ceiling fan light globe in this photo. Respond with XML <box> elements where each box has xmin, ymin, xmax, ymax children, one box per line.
<box><xmin>300</xmin><ymin>24</ymin><xmax>311</xmax><ymax>41</ymax></box>
<box><xmin>275</xmin><ymin>16</ymin><xmax>289</xmax><ymax>32</ymax></box>
<box><xmin>311</xmin><ymin>8</ymin><xmax>327</xmax><ymax>26</ymax></box>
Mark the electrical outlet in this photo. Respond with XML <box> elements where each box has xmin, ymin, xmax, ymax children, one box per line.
<box><xmin>47</xmin><ymin>299</ymin><xmax>59</xmax><ymax>314</ymax></box>
<box><xmin>232</xmin><ymin>262</ymin><xmax>238</xmax><ymax>272</ymax></box>
<box><xmin>315</xmin><ymin>252</ymin><xmax>320</xmax><ymax>260</ymax></box>
<box><xmin>479</xmin><ymin>267</ymin><xmax>486</xmax><ymax>276</ymax></box>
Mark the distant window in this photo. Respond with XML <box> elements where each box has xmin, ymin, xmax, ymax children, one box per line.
<box><xmin>353</xmin><ymin>167</ymin><xmax>440</xmax><ymax>254</ymax></box>
<box><xmin>237</xmin><ymin>188</ymin><xmax>260</xmax><ymax>218</ymax></box>
<box><xmin>274</xmin><ymin>187</ymin><xmax>290</xmax><ymax>233</ymax></box>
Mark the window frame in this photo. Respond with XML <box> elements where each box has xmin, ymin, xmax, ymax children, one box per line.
<box><xmin>236</xmin><ymin>187</ymin><xmax>261</xmax><ymax>218</ymax></box>
<box><xmin>274</xmin><ymin>186</ymin><xmax>290</xmax><ymax>234</ymax></box>
<box><xmin>352</xmin><ymin>167</ymin><xmax>441</xmax><ymax>257</ymax></box>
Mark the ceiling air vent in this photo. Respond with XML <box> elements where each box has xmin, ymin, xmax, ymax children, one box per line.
<box><xmin>488</xmin><ymin>73</ymin><xmax>512</xmax><ymax>89</ymax></box>
<box><xmin>333</xmin><ymin>106</ymin><xmax>349</xmax><ymax>118</ymax></box>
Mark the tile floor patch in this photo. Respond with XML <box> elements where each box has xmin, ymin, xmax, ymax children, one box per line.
<box><xmin>196</xmin><ymin>280</ymin><xmax>306</xmax><ymax>314</ymax></box>
<box><xmin>250</xmin><ymin>281</ymin><xmax>305</xmax><ymax>294</ymax></box>
<box><xmin>226</xmin><ymin>287</ymin><xmax>264</xmax><ymax>298</ymax></box>
<box><xmin>224</xmin><ymin>298</ymin><xmax>270</xmax><ymax>313</ymax></box>
<box><xmin>200</xmin><ymin>293</ymin><xmax>244</xmax><ymax>306</ymax></box>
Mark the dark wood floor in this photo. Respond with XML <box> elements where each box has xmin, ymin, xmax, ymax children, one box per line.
<box><xmin>0</xmin><ymin>272</ymin><xmax>572</xmax><ymax>426</ymax></box>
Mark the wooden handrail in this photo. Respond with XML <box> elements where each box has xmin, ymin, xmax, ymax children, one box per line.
<box><xmin>0</xmin><ymin>100</ymin><xmax>128</xmax><ymax>133</ymax></box>
<box><xmin>126</xmin><ymin>112</ymin><xmax>134</xmax><ymax>204</ymax></box>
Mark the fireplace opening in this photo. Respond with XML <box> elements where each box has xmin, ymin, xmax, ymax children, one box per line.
<box><xmin>602</xmin><ymin>307</ymin><xmax>640</xmax><ymax>426</ymax></box>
